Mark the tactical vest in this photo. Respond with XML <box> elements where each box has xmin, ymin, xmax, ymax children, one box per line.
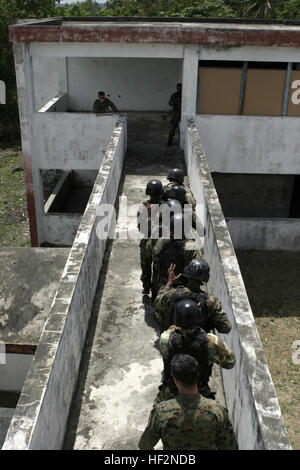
<box><xmin>170</xmin><ymin>286</ymin><xmax>213</xmax><ymax>333</ymax></box>
<box><xmin>159</xmin><ymin>239</ymin><xmax>186</xmax><ymax>284</ymax></box>
<box><xmin>163</xmin><ymin>327</ymin><xmax>214</xmax><ymax>399</ymax></box>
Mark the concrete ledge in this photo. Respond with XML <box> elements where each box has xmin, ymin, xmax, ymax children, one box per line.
<box><xmin>227</xmin><ymin>217</ymin><xmax>300</xmax><ymax>250</ymax></box>
<box><xmin>37</xmin><ymin>93</ymin><xmax>67</xmax><ymax>112</ymax></box>
<box><xmin>2</xmin><ymin>116</ymin><xmax>127</xmax><ymax>450</ymax></box>
<box><xmin>195</xmin><ymin>115</ymin><xmax>300</xmax><ymax>175</ymax></box>
<box><xmin>184</xmin><ymin>119</ymin><xmax>291</xmax><ymax>450</ymax></box>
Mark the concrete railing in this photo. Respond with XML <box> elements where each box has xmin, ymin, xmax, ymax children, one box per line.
<box><xmin>227</xmin><ymin>217</ymin><xmax>300</xmax><ymax>251</ymax></box>
<box><xmin>2</xmin><ymin>116</ymin><xmax>127</xmax><ymax>450</ymax></box>
<box><xmin>195</xmin><ymin>114</ymin><xmax>300</xmax><ymax>175</ymax></box>
<box><xmin>32</xmin><ymin>112</ymin><xmax>119</xmax><ymax>170</ymax></box>
<box><xmin>38</xmin><ymin>93</ymin><xmax>67</xmax><ymax>113</ymax></box>
<box><xmin>184</xmin><ymin>118</ymin><xmax>291</xmax><ymax>450</ymax></box>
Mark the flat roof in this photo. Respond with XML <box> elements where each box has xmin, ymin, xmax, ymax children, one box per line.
<box><xmin>0</xmin><ymin>247</ymin><xmax>70</xmax><ymax>348</ymax></box>
<box><xmin>9</xmin><ymin>17</ymin><xmax>300</xmax><ymax>47</ymax></box>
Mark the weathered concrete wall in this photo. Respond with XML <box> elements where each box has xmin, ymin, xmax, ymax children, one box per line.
<box><xmin>0</xmin><ymin>354</ymin><xmax>33</xmax><ymax>392</ymax></box>
<box><xmin>32</xmin><ymin>113</ymin><xmax>118</xmax><ymax>170</ymax></box>
<box><xmin>67</xmin><ymin>57</ymin><xmax>182</xmax><ymax>112</ymax></box>
<box><xmin>37</xmin><ymin>93</ymin><xmax>67</xmax><ymax>112</ymax></box>
<box><xmin>195</xmin><ymin>115</ymin><xmax>300</xmax><ymax>175</ymax></box>
<box><xmin>184</xmin><ymin>119</ymin><xmax>291</xmax><ymax>450</ymax></box>
<box><xmin>32</xmin><ymin>57</ymin><xmax>59</xmax><ymax>110</ymax></box>
<box><xmin>2</xmin><ymin>117</ymin><xmax>127</xmax><ymax>450</ymax></box>
<box><xmin>42</xmin><ymin>214</ymin><xmax>81</xmax><ymax>247</ymax></box>
<box><xmin>227</xmin><ymin>218</ymin><xmax>300</xmax><ymax>250</ymax></box>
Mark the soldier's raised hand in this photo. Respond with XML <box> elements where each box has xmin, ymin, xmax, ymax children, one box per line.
<box><xmin>166</xmin><ymin>263</ymin><xmax>182</xmax><ymax>288</ymax></box>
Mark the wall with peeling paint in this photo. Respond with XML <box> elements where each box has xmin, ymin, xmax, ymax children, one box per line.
<box><xmin>32</xmin><ymin>113</ymin><xmax>118</xmax><ymax>170</ymax></box>
<box><xmin>67</xmin><ymin>57</ymin><xmax>182</xmax><ymax>112</ymax></box>
<box><xmin>195</xmin><ymin>115</ymin><xmax>300</xmax><ymax>174</ymax></box>
<box><xmin>227</xmin><ymin>218</ymin><xmax>300</xmax><ymax>250</ymax></box>
<box><xmin>0</xmin><ymin>354</ymin><xmax>33</xmax><ymax>392</ymax></box>
<box><xmin>184</xmin><ymin>119</ymin><xmax>291</xmax><ymax>450</ymax></box>
<box><xmin>2</xmin><ymin>117</ymin><xmax>127</xmax><ymax>450</ymax></box>
<box><xmin>32</xmin><ymin>57</ymin><xmax>59</xmax><ymax>110</ymax></box>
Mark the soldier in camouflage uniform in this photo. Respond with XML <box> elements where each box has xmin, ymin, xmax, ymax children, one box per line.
<box><xmin>93</xmin><ymin>91</ymin><xmax>119</xmax><ymax>113</ymax></box>
<box><xmin>167</xmin><ymin>83</ymin><xmax>182</xmax><ymax>147</ymax></box>
<box><xmin>154</xmin><ymin>259</ymin><xmax>232</xmax><ymax>333</ymax></box>
<box><xmin>154</xmin><ymin>299</ymin><xmax>235</xmax><ymax>404</ymax></box>
<box><xmin>148</xmin><ymin>212</ymin><xmax>203</xmax><ymax>299</ymax></box>
<box><xmin>163</xmin><ymin>168</ymin><xmax>196</xmax><ymax>210</ymax></box>
<box><xmin>137</xmin><ymin>179</ymin><xmax>164</xmax><ymax>295</ymax></box>
<box><xmin>138</xmin><ymin>354</ymin><xmax>238</xmax><ymax>450</ymax></box>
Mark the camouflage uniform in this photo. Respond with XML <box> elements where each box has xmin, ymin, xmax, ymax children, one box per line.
<box><xmin>154</xmin><ymin>326</ymin><xmax>235</xmax><ymax>404</ymax></box>
<box><xmin>164</xmin><ymin>180</ymin><xmax>196</xmax><ymax>210</ymax></box>
<box><xmin>138</xmin><ymin>393</ymin><xmax>238</xmax><ymax>450</ymax></box>
<box><xmin>93</xmin><ymin>97</ymin><xmax>119</xmax><ymax>113</ymax></box>
<box><xmin>154</xmin><ymin>284</ymin><xmax>232</xmax><ymax>333</ymax></box>
<box><xmin>137</xmin><ymin>200</ymin><xmax>161</xmax><ymax>292</ymax></box>
<box><xmin>148</xmin><ymin>236</ymin><xmax>203</xmax><ymax>299</ymax></box>
<box><xmin>168</xmin><ymin>90</ymin><xmax>181</xmax><ymax>145</ymax></box>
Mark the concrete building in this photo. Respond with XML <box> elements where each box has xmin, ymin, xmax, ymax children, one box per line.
<box><xmin>1</xmin><ymin>17</ymin><xmax>298</xmax><ymax>450</ymax></box>
<box><xmin>9</xmin><ymin>17</ymin><xmax>300</xmax><ymax>249</ymax></box>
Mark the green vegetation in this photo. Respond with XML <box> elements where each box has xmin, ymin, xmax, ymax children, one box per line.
<box><xmin>0</xmin><ymin>147</ymin><xmax>30</xmax><ymax>246</ymax></box>
<box><xmin>236</xmin><ymin>249</ymin><xmax>300</xmax><ymax>450</ymax></box>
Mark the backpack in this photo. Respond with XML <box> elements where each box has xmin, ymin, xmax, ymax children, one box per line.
<box><xmin>163</xmin><ymin>328</ymin><xmax>214</xmax><ymax>398</ymax></box>
<box><xmin>170</xmin><ymin>286</ymin><xmax>213</xmax><ymax>332</ymax></box>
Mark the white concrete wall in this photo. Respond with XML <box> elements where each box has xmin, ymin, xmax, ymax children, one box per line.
<box><xmin>2</xmin><ymin>116</ymin><xmax>127</xmax><ymax>450</ymax></box>
<box><xmin>227</xmin><ymin>217</ymin><xmax>300</xmax><ymax>250</ymax></box>
<box><xmin>195</xmin><ymin>115</ymin><xmax>300</xmax><ymax>174</ymax></box>
<box><xmin>32</xmin><ymin>57</ymin><xmax>59</xmax><ymax>110</ymax></box>
<box><xmin>184</xmin><ymin>119</ymin><xmax>291</xmax><ymax>450</ymax></box>
<box><xmin>67</xmin><ymin>57</ymin><xmax>182</xmax><ymax>112</ymax></box>
<box><xmin>0</xmin><ymin>354</ymin><xmax>33</xmax><ymax>392</ymax></box>
<box><xmin>42</xmin><ymin>214</ymin><xmax>81</xmax><ymax>247</ymax></box>
<box><xmin>32</xmin><ymin>113</ymin><xmax>118</xmax><ymax>170</ymax></box>
<box><xmin>38</xmin><ymin>93</ymin><xmax>67</xmax><ymax>113</ymax></box>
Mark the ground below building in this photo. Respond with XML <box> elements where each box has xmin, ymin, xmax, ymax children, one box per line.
<box><xmin>235</xmin><ymin>249</ymin><xmax>300</xmax><ymax>450</ymax></box>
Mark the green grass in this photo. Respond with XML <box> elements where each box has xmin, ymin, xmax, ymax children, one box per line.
<box><xmin>236</xmin><ymin>249</ymin><xmax>300</xmax><ymax>450</ymax></box>
<box><xmin>0</xmin><ymin>148</ymin><xmax>31</xmax><ymax>247</ymax></box>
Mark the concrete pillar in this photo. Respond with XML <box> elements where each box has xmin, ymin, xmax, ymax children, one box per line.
<box><xmin>180</xmin><ymin>45</ymin><xmax>199</xmax><ymax>147</ymax></box>
<box><xmin>13</xmin><ymin>44</ymin><xmax>43</xmax><ymax>246</ymax></box>
<box><xmin>58</xmin><ymin>57</ymin><xmax>68</xmax><ymax>110</ymax></box>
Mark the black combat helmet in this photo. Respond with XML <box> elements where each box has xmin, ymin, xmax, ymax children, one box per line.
<box><xmin>165</xmin><ymin>185</ymin><xmax>186</xmax><ymax>205</ymax></box>
<box><xmin>165</xmin><ymin>199</ymin><xmax>183</xmax><ymax>211</ymax></box>
<box><xmin>167</xmin><ymin>168</ymin><xmax>184</xmax><ymax>185</ymax></box>
<box><xmin>174</xmin><ymin>299</ymin><xmax>201</xmax><ymax>327</ymax></box>
<box><xmin>145</xmin><ymin>179</ymin><xmax>163</xmax><ymax>197</ymax></box>
<box><xmin>183</xmin><ymin>259</ymin><xmax>210</xmax><ymax>283</ymax></box>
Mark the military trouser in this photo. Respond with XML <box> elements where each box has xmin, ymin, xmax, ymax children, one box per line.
<box><xmin>168</xmin><ymin>111</ymin><xmax>180</xmax><ymax>144</ymax></box>
<box><xmin>139</xmin><ymin>238</ymin><xmax>152</xmax><ymax>291</ymax></box>
<box><xmin>151</xmin><ymin>262</ymin><xmax>166</xmax><ymax>300</ymax></box>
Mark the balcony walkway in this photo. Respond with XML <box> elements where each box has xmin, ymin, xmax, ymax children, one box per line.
<box><xmin>63</xmin><ymin>113</ymin><xmax>226</xmax><ymax>450</ymax></box>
